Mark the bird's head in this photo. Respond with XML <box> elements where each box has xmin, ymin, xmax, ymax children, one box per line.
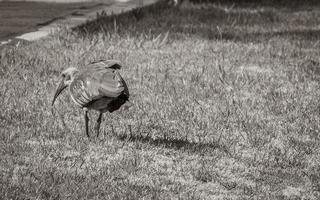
<box><xmin>52</xmin><ymin>67</ymin><xmax>79</xmax><ymax>106</ymax></box>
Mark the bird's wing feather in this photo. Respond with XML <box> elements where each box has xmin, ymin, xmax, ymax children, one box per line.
<box><xmin>70</xmin><ymin>60</ymin><xmax>127</xmax><ymax>107</ymax></box>
<box><xmin>89</xmin><ymin>59</ymin><xmax>122</xmax><ymax>69</ymax></box>
<box><xmin>87</xmin><ymin>60</ymin><xmax>125</xmax><ymax>97</ymax></box>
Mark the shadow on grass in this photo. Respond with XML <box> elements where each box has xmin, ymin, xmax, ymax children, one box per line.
<box><xmin>226</xmin><ymin>29</ymin><xmax>320</xmax><ymax>44</ymax></box>
<box><xmin>189</xmin><ymin>0</ymin><xmax>320</xmax><ymax>8</ymax></box>
<box><xmin>72</xmin><ymin>0</ymin><xmax>320</xmax><ymax>44</ymax></box>
<box><xmin>116</xmin><ymin>133</ymin><xmax>230</xmax><ymax>156</ymax></box>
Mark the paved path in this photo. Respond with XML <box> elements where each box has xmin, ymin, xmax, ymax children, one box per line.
<box><xmin>0</xmin><ymin>0</ymin><xmax>108</xmax><ymax>42</ymax></box>
<box><xmin>0</xmin><ymin>0</ymin><xmax>157</xmax><ymax>45</ymax></box>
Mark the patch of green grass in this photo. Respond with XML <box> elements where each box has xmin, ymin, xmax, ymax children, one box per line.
<box><xmin>1</xmin><ymin>0</ymin><xmax>320</xmax><ymax>199</ymax></box>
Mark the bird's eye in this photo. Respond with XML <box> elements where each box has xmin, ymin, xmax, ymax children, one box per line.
<box><xmin>65</xmin><ymin>75</ymin><xmax>71</xmax><ymax>81</ymax></box>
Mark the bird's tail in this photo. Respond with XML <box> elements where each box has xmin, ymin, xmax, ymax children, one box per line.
<box><xmin>126</xmin><ymin>99</ymin><xmax>134</xmax><ymax>106</ymax></box>
<box><xmin>121</xmin><ymin>99</ymin><xmax>134</xmax><ymax>111</ymax></box>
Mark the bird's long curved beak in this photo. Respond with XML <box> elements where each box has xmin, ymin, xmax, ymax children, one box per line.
<box><xmin>52</xmin><ymin>80</ymin><xmax>67</xmax><ymax>106</ymax></box>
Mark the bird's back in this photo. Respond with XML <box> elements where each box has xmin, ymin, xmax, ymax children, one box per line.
<box><xmin>69</xmin><ymin>60</ymin><xmax>129</xmax><ymax>112</ymax></box>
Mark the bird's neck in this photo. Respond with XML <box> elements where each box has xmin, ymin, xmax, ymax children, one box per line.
<box><xmin>71</xmin><ymin>71</ymin><xmax>80</xmax><ymax>81</ymax></box>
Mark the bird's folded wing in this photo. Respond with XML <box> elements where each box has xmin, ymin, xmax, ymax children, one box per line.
<box><xmin>86</xmin><ymin>60</ymin><xmax>125</xmax><ymax>97</ymax></box>
<box><xmin>85</xmin><ymin>66</ymin><xmax>125</xmax><ymax>97</ymax></box>
<box><xmin>70</xmin><ymin>60</ymin><xmax>127</xmax><ymax>107</ymax></box>
<box><xmin>89</xmin><ymin>60</ymin><xmax>122</xmax><ymax>70</ymax></box>
<box><xmin>70</xmin><ymin>73</ymin><xmax>124</xmax><ymax>107</ymax></box>
<box><xmin>96</xmin><ymin>70</ymin><xmax>125</xmax><ymax>98</ymax></box>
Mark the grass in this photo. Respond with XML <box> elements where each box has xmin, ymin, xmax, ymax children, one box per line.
<box><xmin>1</xmin><ymin>0</ymin><xmax>320</xmax><ymax>199</ymax></box>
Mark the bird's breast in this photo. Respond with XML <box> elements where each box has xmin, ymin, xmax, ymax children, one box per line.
<box><xmin>69</xmin><ymin>79</ymin><xmax>91</xmax><ymax>107</ymax></box>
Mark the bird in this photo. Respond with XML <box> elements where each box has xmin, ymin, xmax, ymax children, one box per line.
<box><xmin>51</xmin><ymin>60</ymin><xmax>130</xmax><ymax>138</ymax></box>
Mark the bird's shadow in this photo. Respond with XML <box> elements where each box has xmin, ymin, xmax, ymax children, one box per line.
<box><xmin>115</xmin><ymin>132</ymin><xmax>230</xmax><ymax>156</ymax></box>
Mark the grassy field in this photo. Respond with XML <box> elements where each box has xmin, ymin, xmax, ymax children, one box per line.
<box><xmin>1</xmin><ymin>0</ymin><xmax>320</xmax><ymax>199</ymax></box>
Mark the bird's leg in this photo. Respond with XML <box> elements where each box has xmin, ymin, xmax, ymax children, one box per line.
<box><xmin>84</xmin><ymin>109</ymin><xmax>89</xmax><ymax>138</ymax></box>
<box><xmin>95</xmin><ymin>112</ymin><xmax>103</xmax><ymax>137</ymax></box>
